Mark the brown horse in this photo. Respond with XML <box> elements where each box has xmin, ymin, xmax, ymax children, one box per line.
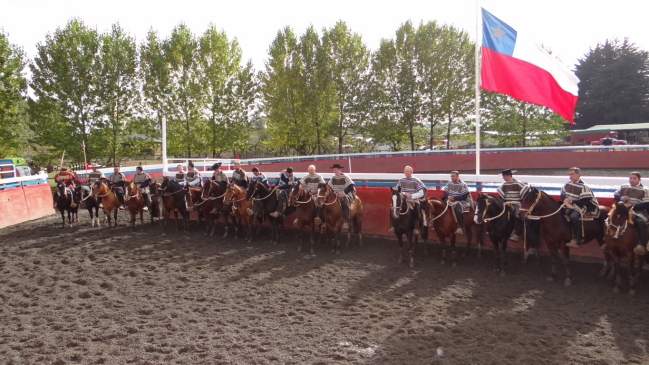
<box><xmin>225</xmin><ymin>183</ymin><xmax>255</xmax><ymax>242</ymax></box>
<box><xmin>288</xmin><ymin>181</ymin><xmax>321</xmax><ymax>252</ymax></box>
<box><xmin>159</xmin><ymin>177</ymin><xmax>190</xmax><ymax>233</ymax></box>
<box><xmin>148</xmin><ymin>181</ymin><xmax>163</xmax><ymax>226</ymax></box>
<box><xmin>123</xmin><ymin>180</ymin><xmax>150</xmax><ymax>231</ymax></box>
<box><xmin>186</xmin><ymin>187</ymin><xmax>205</xmax><ymax>228</ymax></box>
<box><xmin>520</xmin><ymin>186</ymin><xmax>609</xmax><ymax>286</ymax></box>
<box><xmin>389</xmin><ymin>186</ymin><xmax>420</xmax><ymax>267</ymax></box>
<box><xmin>92</xmin><ymin>180</ymin><xmax>120</xmax><ymax>228</ymax></box>
<box><xmin>316</xmin><ymin>183</ymin><xmax>363</xmax><ymax>254</ymax></box>
<box><xmin>54</xmin><ymin>181</ymin><xmax>78</xmax><ymax>227</ymax></box>
<box><xmin>602</xmin><ymin>202</ymin><xmax>645</xmax><ymax>296</ymax></box>
<box><xmin>193</xmin><ymin>179</ymin><xmax>218</xmax><ymax>236</ymax></box>
<box><xmin>421</xmin><ymin>198</ymin><xmax>472</xmax><ymax>267</ymax></box>
<box><xmin>205</xmin><ymin>179</ymin><xmax>237</xmax><ymax>239</ymax></box>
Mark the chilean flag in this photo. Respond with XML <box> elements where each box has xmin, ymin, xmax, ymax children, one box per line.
<box><xmin>480</xmin><ymin>8</ymin><xmax>579</xmax><ymax>123</ymax></box>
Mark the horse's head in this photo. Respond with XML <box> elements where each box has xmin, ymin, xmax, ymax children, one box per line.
<box><xmin>56</xmin><ymin>181</ymin><xmax>67</xmax><ymax>197</ymax></box>
<box><xmin>389</xmin><ymin>186</ymin><xmax>406</xmax><ymax>218</ymax></box>
<box><xmin>607</xmin><ymin>201</ymin><xmax>633</xmax><ymax>239</ymax></box>
<box><xmin>160</xmin><ymin>176</ymin><xmax>170</xmax><ymax>192</ymax></box>
<box><xmin>245</xmin><ymin>179</ymin><xmax>258</xmax><ymax>201</ymax></box>
<box><xmin>474</xmin><ymin>193</ymin><xmax>489</xmax><ymax>224</ymax></box>
<box><xmin>288</xmin><ymin>181</ymin><xmax>304</xmax><ymax>206</ymax></box>
<box><xmin>225</xmin><ymin>183</ymin><xmax>240</xmax><ymax>203</ymax></box>
<box><xmin>124</xmin><ymin>180</ymin><xmax>137</xmax><ymax>199</ymax></box>
<box><xmin>519</xmin><ymin>186</ymin><xmax>541</xmax><ymax>216</ymax></box>
<box><xmin>316</xmin><ymin>182</ymin><xmax>330</xmax><ymax>205</ymax></box>
<box><xmin>201</xmin><ymin>178</ymin><xmax>212</xmax><ymax>199</ymax></box>
<box><xmin>92</xmin><ymin>179</ymin><xmax>106</xmax><ymax>197</ymax></box>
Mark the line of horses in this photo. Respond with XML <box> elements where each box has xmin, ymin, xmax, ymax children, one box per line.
<box><xmin>53</xmin><ymin>179</ymin><xmax>646</xmax><ymax>296</ymax></box>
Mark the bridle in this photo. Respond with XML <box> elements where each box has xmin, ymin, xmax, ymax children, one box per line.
<box><xmin>390</xmin><ymin>190</ymin><xmax>410</xmax><ymax>217</ymax></box>
<box><xmin>93</xmin><ymin>182</ymin><xmax>114</xmax><ymax>198</ymax></box>
<box><xmin>289</xmin><ymin>185</ymin><xmax>313</xmax><ymax>205</ymax></box>
<box><xmin>248</xmin><ymin>181</ymin><xmax>274</xmax><ymax>202</ymax></box>
<box><xmin>124</xmin><ymin>182</ymin><xmax>141</xmax><ymax>201</ymax></box>
<box><xmin>317</xmin><ymin>185</ymin><xmax>340</xmax><ymax>206</ymax></box>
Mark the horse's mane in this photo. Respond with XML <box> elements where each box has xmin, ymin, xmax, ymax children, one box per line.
<box><xmin>609</xmin><ymin>201</ymin><xmax>629</xmax><ymax>220</ymax></box>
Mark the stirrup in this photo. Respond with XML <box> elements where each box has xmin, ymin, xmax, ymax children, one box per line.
<box><xmin>455</xmin><ymin>228</ymin><xmax>465</xmax><ymax>235</ymax></box>
<box><xmin>342</xmin><ymin>222</ymin><xmax>349</xmax><ymax>230</ymax></box>
<box><xmin>246</xmin><ymin>208</ymin><xmax>254</xmax><ymax>216</ymax></box>
<box><xmin>314</xmin><ymin>217</ymin><xmax>321</xmax><ymax>225</ymax></box>
<box><xmin>293</xmin><ymin>218</ymin><xmax>299</xmax><ymax>225</ymax></box>
<box><xmin>508</xmin><ymin>233</ymin><xmax>518</xmax><ymax>241</ymax></box>
<box><xmin>270</xmin><ymin>211</ymin><xmax>280</xmax><ymax>218</ymax></box>
<box><xmin>413</xmin><ymin>228</ymin><xmax>420</xmax><ymax>237</ymax></box>
<box><xmin>633</xmin><ymin>244</ymin><xmax>647</xmax><ymax>255</ymax></box>
<box><xmin>186</xmin><ymin>206</ymin><xmax>194</xmax><ymax>212</ymax></box>
<box><xmin>600</xmin><ymin>243</ymin><xmax>607</xmax><ymax>251</ymax></box>
<box><xmin>210</xmin><ymin>208</ymin><xmax>218</xmax><ymax>214</ymax></box>
<box><xmin>388</xmin><ymin>227</ymin><xmax>394</xmax><ymax>234</ymax></box>
<box><xmin>142</xmin><ymin>206</ymin><xmax>149</xmax><ymax>211</ymax></box>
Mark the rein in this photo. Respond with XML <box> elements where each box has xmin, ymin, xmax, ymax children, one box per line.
<box><xmin>95</xmin><ymin>185</ymin><xmax>114</xmax><ymax>198</ymax></box>
<box><xmin>428</xmin><ymin>199</ymin><xmax>450</xmax><ymax>222</ymax></box>
<box><xmin>390</xmin><ymin>193</ymin><xmax>411</xmax><ymax>216</ymax></box>
<box><xmin>291</xmin><ymin>187</ymin><xmax>313</xmax><ymax>205</ymax></box>
<box><xmin>605</xmin><ymin>217</ymin><xmax>629</xmax><ymax>239</ymax></box>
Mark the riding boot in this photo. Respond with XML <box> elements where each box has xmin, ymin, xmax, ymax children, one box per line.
<box><xmin>143</xmin><ymin>193</ymin><xmax>150</xmax><ymax>211</ymax></box>
<box><xmin>454</xmin><ymin>205</ymin><xmax>465</xmax><ymax>235</ymax></box>
<box><xmin>185</xmin><ymin>189</ymin><xmax>194</xmax><ymax>212</ymax></box>
<box><xmin>388</xmin><ymin>211</ymin><xmax>395</xmax><ymax>234</ymax></box>
<box><xmin>270</xmin><ymin>196</ymin><xmax>285</xmax><ymax>218</ymax></box>
<box><xmin>249</xmin><ymin>200</ymin><xmax>259</xmax><ymax>216</ymax></box>
<box><xmin>634</xmin><ymin>219</ymin><xmax>648</xmax><ymax>255</ymax></box>
<box><xmin>413</xmin><ymin>201</ymin><xmax>420</xmax><ymax>237</ymax></box>
<box><xmin>566</xmin><ymin>218</ymin><xmax>582</xmax><ymax>248</ymax></box>
<box><xmin>342</xmin><ymin>201</ymin><xmax>351</xmax><ymax>230</ymax></box>
<box><xmin>231</xmin><ymin>201</ymin><xmax>237</xmax><ymax>216</ymax></box>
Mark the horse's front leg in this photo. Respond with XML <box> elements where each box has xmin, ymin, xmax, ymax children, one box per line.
<box><xmin>489</xmin><ymin>233</ymin><xmax>500</xmax><ymax>272</ymax></box>
<box><xmin>439</xmin><ymin>235</ymin><xmax>447</xmax><ymax>265</ymax></box>
<box><xmin>600</xmin><ymin>246</ymin><xmax>612</xmax><ymax>277</ymax></box>
<box><xmin>463</xmin><ymin>224</ymin><xmax>473</xmax><ymax>257</ymax></box>
<box><xmin>398</xmin><ymin>234</ymin><xmax>406</xmax><ymax>264</ymax></box>
<box><xmin>560</xmin><ymin>244</ymin><xmax>572</xmax><ymax>286</ymax></box>
<box><xmin>334</xmin><ymin>225</ymin><xmax>342</xmax><ymax>254</ymax></box>
<box><xmin>628</xmin><ymin>254</ymin><xmax>640</xmax><ymax>297</ymax></box>
<box><xmin>450</xmin><ymin>233</ymin><xmax>458</xmax><ymax>267</ymax></box>
<box><xmin>409</xmin><ymin>235</ymin><xmax>417</xmax><ymax>268</ymax></box>
<box><xmin>499</xmin><ymin>236</ymin><xmax>508</xmax><ymax>276</ymax></box>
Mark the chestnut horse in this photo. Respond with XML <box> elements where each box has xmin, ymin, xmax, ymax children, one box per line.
<box><xmin>92</xmin><ymin>180</ymin><xmax>120</xmax><ymax>228</ymax></box>
<box><xmin>186</xmin><ymin>187</ymin><xmax>205</xmax><ymax>228</ymax></box>
<box><xmin>288</xmin><ymin>181</ymin><xmax>321</xmax><ymax>252</ymax></box>
<box><xmin>602</xmin><ymin>202</ymin><xmax>645</xmax><ymax>296</ymax></box>
<box><xmin>520</xmin><ymin>186</ymin><xmax>609</xmax><ymax>286</ymax></box>
<box><xmin>421</xmin><ymin>198</ymin><xmax>476</xmax><ymax>267</ymax></box>
<box><xmin>389</xmin><ymin>186</ymin><xmax>419</xmax><ymax>267</ymax></box>
<box><xmin>54</xmin><ymin>181</ymin><xmax>77</xmax><ymax>227</ymax></box>
<box><xmin>316</xmin><ymin>183</ymin><xmax>363</xmax><ymax>254</ymax></box>
<box><xmin>148</xmin><ymin>181</ymin><xmax>163</xmax><ymax>226</ymax></box>
<box><xmin>225</xmin><ymin>183</ymin><xmax>255</xmax><ymax>242</ymax></box>
<box><xmin>193</xmin><ymin>179</ymin><xmax>218</xmax><ymax>236</ymax></box>
<box><xmin>124</xmin><ymin>180</ymin><xmax>149</xmax><ymax>231</ymax></box>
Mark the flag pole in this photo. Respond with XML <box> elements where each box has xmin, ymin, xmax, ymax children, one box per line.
<box><xmin>81</xmin><ymin>141</ymin><xmax>88</xmax><ymax>171</ymax></box>
<box><xmin>161</xmin><ymin>115</ymin><xmax>167</xmax><ymax>177</ymax></box>
<box><xmin>475</xmin><ymin>2</ymin><xmax>482</xmax><ymax>177</ymax></box>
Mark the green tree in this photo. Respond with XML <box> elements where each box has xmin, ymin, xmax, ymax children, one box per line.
<box><xmin>140</xmin><ymin>28</ymin><xmax>169</xmax><ymax>144</ymax></box>
<box><xmin>322</xmin><ymin>21</ymin><xmax>371</xmax><ymax>154</ymax></box>
<box><xmin>575</xmin><ymin>38</ymin><xmax>649</xmax><ymax>128</ymax></box>
<box><xmin>163</xmin><ymin>23</ymin><xmax>205</xmax><ymax>157</ymax></box>
<box><xmin>95</xmin><ymin>23</ymin><xmax>140</xmax><ymax>165</ymax></box>
<box><xmin>29</xmin><ymin>18</ymin><xmax>100</xmax><ymax>161</ymax></box>
<box><xmin>0</xmin><ymin>29</ymin><xmax>28</xmax><ymax>155</ymax></box>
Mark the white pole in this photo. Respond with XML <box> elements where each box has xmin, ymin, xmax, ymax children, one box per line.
<box><xmin>475</xmin><ymin>2</ymin><xmax>482</xmax><ymax>177</ymax></box>
<box><xmin>161</xmin><ymin>115</ymin><xmax>167</xmax><ymax>176</ymax></box>
<box><xmin>348</xmin><ymin>156</ymin><xmax>352</xmax><ymax>173</ymax></box>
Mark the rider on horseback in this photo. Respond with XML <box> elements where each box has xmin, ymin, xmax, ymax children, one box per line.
<box><xmin>388</xmin><ymin>166</ymin><xmax>426</xmax><ymax>237</ymax></box>
<box><xmin>327</xmin><ymin>163</ymin><xmax>355</xmax><ymax>230</ymax></box>
<box><xmin>182</xmin><ymin>161</ymin><xmax>201</xmax><ymax>211</ymax></box>
<box><xmin>444</xmin><ymin>171</ymin><xmax>473</xmax><ymax>235</ymax></box>
<box><xmin>83</xmin><ymin>163</ymin><xmax>105</xmax><ymax>208</ymax></box>
<box><xmin>613</xmin><ymin>171</ymin><xmax>649</xmax><ymax>255</ymax></box>
<box><xmin>301</xmin><ymin>165</ymin><xmax>325</xmax><ymax>225</ymax></box>
<box><xmin>133</xmin><ymin>166</ymin><xmax>153</xmax><ymax>211</ymax></box>
<box><xmin>251</xmin><ymin>167</ymin><xmax>269</xmax><ymax>215</ymax></box>
<box><xmin>230</xmin><ymin>160</ymin><xmax>248</xmax><ymax>215</ymax></box>
<box><xmin>52</xmin><ymin>166</ymin><xmax>79</xmax><ymax>209</ymax></box>
<box><xmin>108</xmin><ymin>165</ymin><xmax>126</xmax><ymax>209</ymax></box>
<box><xmin>209</xmin><ymin>162</ymin><xmax>230</xmax><ymax>215</ymax></box>
<box><xmin>174</xmin><ymin>164</ymin><xmax>186</xmax><ymax>182</ymax></box>
<box><xmin>271</xmin><ymin>167</ymin><xmax>296</xmax><ymax>219</ymax></box>
<box><xmin>562</xmin><ymin>167</ymin><xmax>599</xmax><ymax>248</ymax></box>
<box><xmin>497</xmin><ymin>168</ymin><xmax>528</xmax><ymax>241</ymax></box>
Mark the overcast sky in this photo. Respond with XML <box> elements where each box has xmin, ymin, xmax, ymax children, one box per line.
<box><xmin>2</xmin><ymin>0</ymin><xmax>648</xmax><ymax>72</ymax></box>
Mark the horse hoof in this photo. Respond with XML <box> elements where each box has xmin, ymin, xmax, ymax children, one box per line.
<box><xmin>564</xmin><ymin>278</ymin><xmax>572</xmax><ymax>286</ymax></box>
<box><xmin>477</xmin><ymin>252</ymin><xmax>482</xmax><ymax>259</ymax></box>
<box><xmin>310</xmin><ymin>249</ymin><xmax>315</xmax><ymax>254</ymax></box>
<box><xmin>629</xmin><ymin>289</ymin><xmax>636</xmax><ymax>297</ymax></box>
<box><xmin>409</xmin><ymin>262</ymin><xmax>414</xmax><ymax>268</ymax></box>
<box><xmin>613</xmin><ymin>286</ymin><xmax>619</xmax><ymax>293</ymax></box>
<box><xmin>500</xmin><ymin>271</ymin><xmax>507</xmax><ymax>277</ymax></box>
<box><xmin>452</xmin><ymin>262</ymin><xmax>457</xmax><ymax>267</ymax></box>
<box><xmin>546</xmin><ymin>276</ymin><xmax>554</xmax><ymax>282</ymax></box>
<box><xmin>440</xmin><ymin>260</ymin><xmax>445</xmax><ymax>265</ymax></box>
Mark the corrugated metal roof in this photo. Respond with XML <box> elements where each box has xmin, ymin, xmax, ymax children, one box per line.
<box><xmin>572</xmin><ymin>122</ymin><xmax>649</xmax><ymax>134</ymax></box>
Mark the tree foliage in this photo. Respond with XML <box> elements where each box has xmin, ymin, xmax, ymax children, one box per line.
<box><xmin>0</xmin><ymin>29</ymin><xmax>28</xmax><ymax>155</ymax></box>
<box><xmin>575</xmin><ymin>38</ymin><xmax>649</xmax><ymax>128</ymax></box>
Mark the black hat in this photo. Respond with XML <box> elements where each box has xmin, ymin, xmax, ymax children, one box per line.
<box><xmin>286</xmin><ymin>167</ymin><xmax>293</xmax><ymax>173</ymax></box>
<box><xmin>188</xmin><ymin>161</ymin><xmax>195</xmax><ymax>167</ymax></box>
<box><xmin>210</xmin><ymin>162</ymin><xmax>222</xmax><ymax>170</ymax></box>
<box><xmin>136</xmin><ymin>166</ymin><xmax>143</xmax><ymax>171</ymax></box>
<box><xmin>330</xmin><ymin>163</ymin><xmax>344</xmax><ymax>169</ymax></box>
<box><xmin>501</xmin><ymin>168</ymin><xmax>516</xmax><ymax>176</ymax></box>
<box><xmin>251</xmin><ymin>167</ymin><xmax>259</xmax><ymax>172</ymax></box>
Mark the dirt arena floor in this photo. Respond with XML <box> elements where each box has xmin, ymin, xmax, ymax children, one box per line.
<box><xmin>1</xmin><ymin>214</ymin><xmax>648</xmax><ymax>365</ymax></box>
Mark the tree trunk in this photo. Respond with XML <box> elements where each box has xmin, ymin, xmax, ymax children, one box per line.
<box><xmin>446</xmin><ymin>115</ymin><xmax>452</xmax><ymax>149</ymax></box>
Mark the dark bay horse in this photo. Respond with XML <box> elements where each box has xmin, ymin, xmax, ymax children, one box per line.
<box><xmin>76</xmin><ymin>185</ymin><xmax>102</xmax><ymax>226</ymax></box>
<box><xmin>316</xmin><ymin>183</ymin><xmax>363</xmax><ymax>254</ymax></box>
<box><xmin>390</xmin><ymin>186</ymin><xmax>419</xmax><ymax>267</ymax></box>
<box><xmin>55</xmin><ymin>181</ymin><xmax>77</xmax><ymax>227</ymax></box>
<box><xmin>149</xmin><ymin>181</ymin><xmax>163</xmax><ymax>226</ymax></box>
<box><xmin>421</xmin><ymin>198</ymin><xmax>476</xmax><ymax>267</ymax></box>
<box><xmin>520</xmin><ymin>186</ymin><xmax>609</xmax><ymax>286</ymax></box>
<box><xmin>246</xmin><ymin>179</ymin><xmax>284</xmax><ymax>244</ymax></box>
<box><xmin>288</xmin><ymin>181</ymin><xmax>321</xmax><ymax>252</ymax></box>
<box><xmin>204</xmin><ymin>179</ymin><xmax>237</xmax><ymax>239</ymax></box>
<box><xmin>602</xmin><ymin>202</ymin><xmax>645</xmax><ymax>296</ymax></box>
<box><xmin>475</xmin><ymin>193</ymin><xmax>515</xmax><ymax>275</ymax></box>
<box><xmin>186</xmin><ymin>187</ymin><xmax>205</xmax><ymax>228</ymax></box>
<box><xmin>92</xmin><ymin>180</ymin><xmax>120</xmax><ymax>228</ymax></box>
<box><xmin>225</xmin><ymin>183</ymin><xmax>255</xmax><ymax>242</ymax></box>
<box><xmin>159</xmin><ymin>177</ymin><xmax>190</xmax><ymax>233</ymax></box>
<box><xmin>193</xmin><ymin>179</ymin><xmax>218</xmax><ymax>236</ymax></box>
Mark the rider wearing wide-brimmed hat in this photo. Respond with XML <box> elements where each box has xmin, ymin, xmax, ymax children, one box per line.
<box><xmin>497</xmin><ymin>168</ymin><xmax>528</xmax><ymax>241</ymax></box>
<box><xmin>270</xmin><ymin>167</ymin><xmax>296</xmax><ymax>219</ymax></box>
<box><xmin>209</xmin><ymin>162</ymin><xmax>229</xmax><ymax>215</ymax></box>
<box><xmin>86</xmin><ymin>163</ymin><xmax>105</xmax><ymax>186</ymax></box>
<box><xmin>612</xmin><ymin>171</ymin><xmax>649</xmax><ymax>255</ymax></box>
<box><xmin>327</xmin><ymin>163</ymin><xmax>355</xmax><ymax>230</ymax></box>
<box><xmin>107</xmin><ymin>165</ymin><xmax>126</xmax><ymax>209</ymax></box>
<box><xmin>52</xmin><ymin>166</ymin><xmax>79</xmax><ymax>208</ymax></box>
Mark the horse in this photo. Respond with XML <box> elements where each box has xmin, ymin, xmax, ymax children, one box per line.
<box><xmin>225</xmin><ymin>183</ymin><xmax>255</xmax><ymax>242</ymax></box>
<box><xmin>602</xmin><ymin>201</ymin><xmax>645</xmax><ymax>296</ymax></box>
<box><xmin>204</xmin><ymin>179</ymin><xmax>237</xmax><ymax>239</ymax></box>
<box><xmin>389</xmin><ymin>186</ymin><xmax>419</xmax><ymax>267</ymax></box>
<box><xmin>54</xmin><ymin>181</ymin><xmax>77</xmax><ymax>227</ymax></box>
<box><xmin>520</xmin><ymin>186</ymin><xmax>609</xmax><ymax>286</ymax></box>
<box><xmin>288</xmin><ymin>181</ymin><xmax>321</xmax><ymax>252</ymax></box>
<box><xmin>148</xmin><ymin>181</ymin><xmax>163</xmax><ymax>226</ymax></box>
<box><xmin>159</xmin><ymin>177</ymin><xmax>190</xmax><ymax>233</ymax></box>
<box><xmin>76</xmin><ymin>184</ymin><xmax>102</xmax><ymax>226</ymax></box>
<box><xmin>316</xmin><ymin>183</ymin><xmax>363</xmax><ymax>254</ymax></box>
<box><xmin>474</xmin><ymin>193</ymin><xmax>515</xmax><ymax>275</ymax></box>
<box><xmin>123</xmin><ymin>180</ymin><xmax>150</xmax><ymax>231</ymax></box>
<box><xmin>92</xmin><ymin>180</ymin><xmax>120</xmax><ymax>228</ymax></box>
<box><xmin>192</xmin><ymin>179</ymin><xmax>218</xmax><ymax>236</ymax></box>
<box><xmin>246</xmin><ymin>179</ymin><xmax>284</xmax><ymax>244</ymax></box>
<box><xmin>186</xmin><ymin>186</ymin><xmax>205</xmax><ymax>228</ymax></box>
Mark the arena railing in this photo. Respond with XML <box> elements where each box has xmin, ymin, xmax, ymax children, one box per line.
<box><xmin>0</xmin><ymin>171</ymin><xmax>50</xmax><ymax>190</ymax></box>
